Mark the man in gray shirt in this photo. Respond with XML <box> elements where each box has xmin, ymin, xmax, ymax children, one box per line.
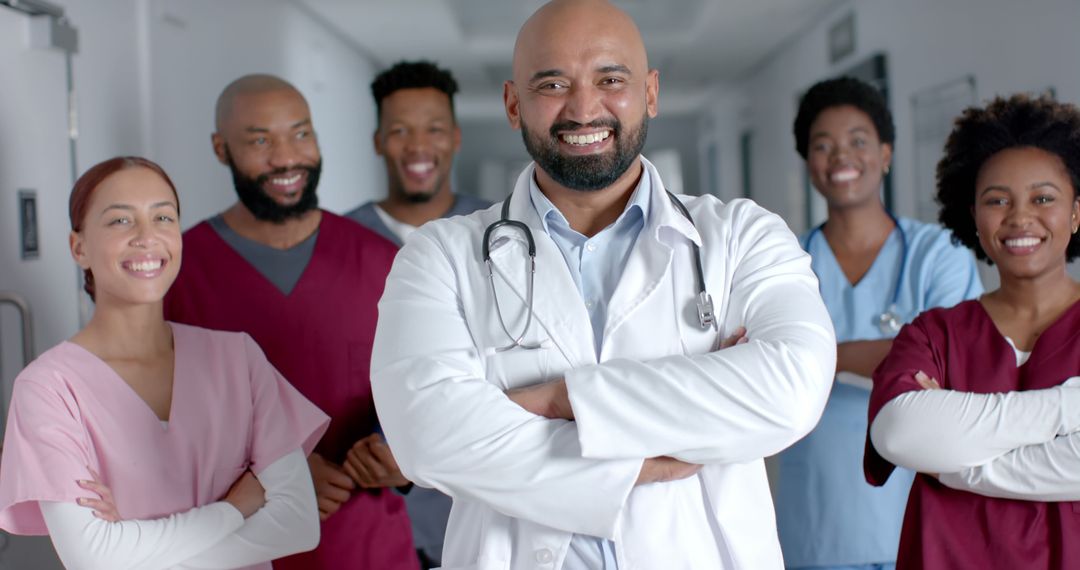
<box><xmin>346</xmin><ymin>61</ymin><xmax>489</xmax><ymax>570</ymax></box>
<box><xmin>347</xmin><ymin>61</ymin><xmax>490</xmax><ymax>246</ymax></box>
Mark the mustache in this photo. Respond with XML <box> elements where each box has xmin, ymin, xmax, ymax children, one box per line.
<box><xmin>549</xmin><ymin>119</ymin><xmax>621</xmax><ymax>138</ymax></box>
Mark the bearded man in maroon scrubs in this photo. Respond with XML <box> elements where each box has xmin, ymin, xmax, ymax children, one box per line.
<box><xmin>165</xmin><ymin>74</ymin><xmax>417</xmax><ymax>570</ymax></box>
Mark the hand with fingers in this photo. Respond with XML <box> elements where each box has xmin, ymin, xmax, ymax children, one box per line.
<box><xmin>308</xmin><ymin>452</ymin><xmax>355</xmax><ymax>521</ymax></box>
<box><xmin>506</xmin><ymin>380</ymin><xmax>573</xmax><ymax>420</ymax></box>
<box><xmin>75</xmin><ymin>467</ymin><xmax>120</xmax><ymax>522</ymax></box>
<box><xmin>915</xmin><ymin>370</ymin><xmax>942</xmax><ymax>390</ymax></box>
<box><xmin>223</xmin><ymin>471</ymin><xmax>266</xmax><ymax>518</ymax></box>
<box><xmin>636</xmin><ymin>456</ymin><xmax>703</xmax><ymax>486</ymax></box>
<box><xmin>628</xmin><ymin>328</ymin><xmax>744</xmax><ymax>487</ymax></box>
<box><xmin>719</xmin><ymin>326</ymin><xmax>748</xmax><ymax>349</ymax></box>
<box><xmin>343</xmin><ymin>433</ymin><xmax>410</xmax><ymax>489</ymax></box>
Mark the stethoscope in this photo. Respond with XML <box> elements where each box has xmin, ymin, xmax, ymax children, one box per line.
<box><xmin>481</xmin><ymin>191</ymin><xmax>716</xmax><ymax>351</ymax></box>
<box><xmin>803</xmin><ymin>212</ymin><xmax>908</xmax><ymax>335</ymax></box>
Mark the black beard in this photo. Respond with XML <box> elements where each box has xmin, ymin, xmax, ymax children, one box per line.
<box><xmin>225</xmin><ymin>148</ymin><xmax>321</xmax><ymax>223</ymax></box>
<box><xmin>401</xmin><ymin>189</ymin><xmax>437</xmax><ymax>204</ymax></box>
<box><xmin>520</xmin><ymin>114</ymin><xmax>648</xmax><ymax>192</ymax></box>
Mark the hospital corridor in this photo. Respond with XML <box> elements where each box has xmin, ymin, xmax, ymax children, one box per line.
<box><xmin>0</xmin><ymin>0</ymin><xmax>1079</xmax><ymax>568</ymax></box>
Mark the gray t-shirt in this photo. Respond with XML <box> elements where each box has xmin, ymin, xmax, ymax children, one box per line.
<box><xmin>207</xmin><ymin>214</ymin><xmax>317</xmax><ymax>295</ymax></box>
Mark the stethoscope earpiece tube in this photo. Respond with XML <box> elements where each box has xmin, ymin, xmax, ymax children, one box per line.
<box><xmin>666</xmin><ymin>192</ymin><xmax>717</xmax><ymax>331</ymax></box>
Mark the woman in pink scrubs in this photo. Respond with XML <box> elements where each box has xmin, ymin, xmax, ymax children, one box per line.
<box><xmin>0</xmin><ymin>156</ymin><xmax>330</xmax><ymax>569</ymax></box>
<box><xmin>866</xmin><ymin>95</ymin><xmax>1080</xmax><ymax>569</ymax></box>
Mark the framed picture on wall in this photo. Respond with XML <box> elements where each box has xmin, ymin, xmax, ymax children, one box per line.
<box><xmin>828</xmin><ymin>12</ymin><xmax>856</xmax><ymax>64</ymax></box>
<box><xmin>911</xmin><ymin>76</ymin><xmax>976</xmax><ymax>224</ymax></box>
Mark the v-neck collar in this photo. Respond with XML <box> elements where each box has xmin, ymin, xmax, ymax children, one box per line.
<box><xmin>973</xmin><ymin>296</ymin><xmax>1080</xmax><ymax>367</ymax></box>
<box><xmin>203</xmin><ymin>215</ymin><xmax>325</xmax><ymax>299</ymax></box>
<box><xmin>64</xmin><ymin>322</ymin><xmax>182</xmax><ymax>431</ymax></box>
<box><xmin>811</xmin><ymin>224</ymin><xmax>902</xmax><ymax>290</ymax></box>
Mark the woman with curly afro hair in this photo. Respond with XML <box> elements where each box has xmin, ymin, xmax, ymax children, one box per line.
<box><xmin>866</xmin><ymin>94</ymin><xmax>1080</xmax><ymax>569</ymax></box>
<box><xmin>776</xmin><ymin>77</ymin><xmax>982</xmax><ymax>570</ymax></box>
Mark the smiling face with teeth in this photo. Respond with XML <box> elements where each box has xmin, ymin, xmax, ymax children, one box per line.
<box><xmin>213</xmin><ymin>84</ymin><xmax>322</xmax><ymax>222</ymax></box>
<box><xmin>505</xmin><ymin>0</ymin><xmax>658</xmax><ymax>195</ymax></box>
<box><xmin>974</xmin><ymin>146</ymin><xmax>1080</xmax><ymax>279</ymax></box>
<box><xmin>375</xmin><ymin>87</ymin><xmax>461</xmax><ymax>204</ymax></box>
<box><xmin>70</xmin><ymin>166</ymin><xmax>182</xmax><ymax>307</ymax></box>
<box><xmin>806</xmin><ymin>105</ymin><xmax>892</xmax><ymax>212</ymax></box>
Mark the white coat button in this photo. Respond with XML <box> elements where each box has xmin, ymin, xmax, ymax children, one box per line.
<box><xmin>585</xmin><ymin>242</ymin><xmax>597</xmax><ymax>252</ymax></box>
<box><xmin>534</xmin><ymin>548</ymin><xmax>554</xmax><ymax>564</ymax></box>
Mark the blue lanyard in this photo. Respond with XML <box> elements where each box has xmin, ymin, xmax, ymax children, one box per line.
<box><xmin>803</xmin><ymin>213</ymin><xmax>908</xmax><ymax>310</ymax></box>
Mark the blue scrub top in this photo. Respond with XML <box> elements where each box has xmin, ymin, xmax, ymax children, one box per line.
<box><xmin>776</xmin><ymin>217</ymin><xmax>983</xmax><ymax>568</ymax></box>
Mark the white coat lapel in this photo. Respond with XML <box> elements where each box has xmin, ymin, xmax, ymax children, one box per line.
<box><xmin>603</xmin><ymin>158</ymin><xmax>703</xmax><ymax>354</ymax></box>
<box><xmin>484</xmin><ymin>165</ymin><xmax>598</xmax><ymax>369</ymax></box>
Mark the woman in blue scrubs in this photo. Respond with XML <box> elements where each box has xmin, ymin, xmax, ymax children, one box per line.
<box><xmin>775</xmin><ymin>77</ymin><xmax>983</xmax><ymax>570</ymax></box>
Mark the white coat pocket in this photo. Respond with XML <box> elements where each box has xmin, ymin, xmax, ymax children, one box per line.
<box><xmin>482</xmin><ymin>346</ymin><xmax>551</xmax><ymax>391</ymax></box>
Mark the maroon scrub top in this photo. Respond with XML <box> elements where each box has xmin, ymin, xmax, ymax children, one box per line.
<box><xmin>166</xmin><ymin>211</ymin><xmax>417</xmax><ymax>570</ymax></box>
<box><xmin>866</xmin><ymin>299</ymin><xmax>1080</xmax><ymax>570</ymax></box>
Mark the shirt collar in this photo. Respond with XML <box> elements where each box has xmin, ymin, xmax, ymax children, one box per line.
<box><xmin>528</xmin><ymin>166</ymin><xmax>652</xmax><ymax>237</ymax></box>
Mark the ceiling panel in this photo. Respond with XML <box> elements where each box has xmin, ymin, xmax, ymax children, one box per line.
<box><xmin>298</xmin><ymin>0</ymin><xmax>845</xmax><ymax>116</ymax></box>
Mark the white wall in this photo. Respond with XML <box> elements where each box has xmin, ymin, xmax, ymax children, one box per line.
<box><xmin>0</xmin><ymin>0</ymin><xmax>147</xmax><ymax>408</ymax></box>
<box><xmin>144</xmin><ymin>0</ymin><xmax>384</xmax><ymax>226</ymax></box>
<box><xmin>704</xmin><ymin>0</ymin><xmax>1080</xmax><ymax>232</ymax></box>
<box><xmin>697</xmin><ymin>86</ymin><xmax>747</xmax><ymax>202</ymax></box>
<box><xmin>0</xmin><ymin>1</ymin><xmax>145</xmax><ymax>566</ymax></box>
<box><xmin>0</xmin><ymin>2</ymin><xmax>381</xmax><ymax>566</ymax></box>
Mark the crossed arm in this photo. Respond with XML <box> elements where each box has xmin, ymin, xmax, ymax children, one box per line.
<box><xmin>371</xmin><ymin>205</ymin><xmax>835</xmax><ymax>537</ymax></box>
<box><xmin>870</xmin><ymin>373</ymin><xmax>1080</xmax><ymax>501</ymax></box>
<box><xmin>505</xmin><ymin>327</ymin><xmax>750</xmax><ymax>484</ymax></box>
<box><xmin>42</xmin><ymin>449</ymin><xmax>319</xmax><ymax>570</ymax></box>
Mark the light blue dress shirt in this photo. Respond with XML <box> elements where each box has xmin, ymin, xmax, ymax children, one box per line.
<box><xmin>776</xmin><ymin>217</ymin><xmax>983</xmax><ymax>569</ymax></box>
<box><xmin>528</xmin><ymin>172</ymin><xmax>651</xmax><ymax>570</ymax></box>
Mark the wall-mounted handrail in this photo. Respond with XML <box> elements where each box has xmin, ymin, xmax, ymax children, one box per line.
<box><xmin>0</xmin><ymin>292</ymin><xmax>34</xmax><ymax>367</ymax></box>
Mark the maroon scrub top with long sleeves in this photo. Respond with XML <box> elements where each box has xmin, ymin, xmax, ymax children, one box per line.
<box><xmin>865</xmin><ymin>299</ymin><xmax>1080</xmax><ymax>570</ymax></box>
<box><xmin>165</xmin><ymin>210</ymin><xmax>417</xmax><ymax>570</ymax></box>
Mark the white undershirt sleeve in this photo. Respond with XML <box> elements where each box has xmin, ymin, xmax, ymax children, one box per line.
<box><xmin>42</xmin><ymin>501</ymin><xmax>243</xmax><ymax>570</ymax></box>
<box><xmin>41</xmin><ymin>449</ymin><xmax>317</xmax><ymax>570</ymax></box>
<box><xmin>939</xmin><ymin>431</ymin><xmax>1080</xmax><ymax>501</ymax></box>
<box><xmin>175</xmin><ymin>449</ymin><xmax>319</xmax><ymax>568</ymax></box>
<box><xmin>869</xmin><ymin>385</ymin><xmax>1080</xmax><ymax>474</ymax></box>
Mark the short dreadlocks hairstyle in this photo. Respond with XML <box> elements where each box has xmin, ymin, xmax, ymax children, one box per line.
<box><xmin>793</xmin><ymin>76</ymin><xmax>895</xmax><ymax>160</ymax></box>
<box><xmin>936</xmin><ymin>94</ymin><xmax>1080</xmax><ymax>263</ymax></box>
<box><xmin>371</xmin><ymin>60</ymin><xmax>459</xmax><ymax>125</ymax></box>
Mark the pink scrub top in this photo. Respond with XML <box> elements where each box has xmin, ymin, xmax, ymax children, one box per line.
<box><xmin>0</xmin><ymin>323</ymin><xmax>329</xmax><ymax>539</ymax></box>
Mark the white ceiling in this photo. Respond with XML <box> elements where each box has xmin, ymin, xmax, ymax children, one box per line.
<box><xmin>298</xmin><ymin>0</ymin><xmax>846</xmax><ymax>118</ymax></box>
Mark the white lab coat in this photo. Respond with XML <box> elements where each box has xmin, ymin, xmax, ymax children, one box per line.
<box><xmin>372</xmin><ymin>158</ymin><xmax>836</xmax><ymax>570</ymax></box>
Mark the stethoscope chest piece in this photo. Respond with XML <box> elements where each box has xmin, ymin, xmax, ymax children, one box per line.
<box><xmin>877</xmin><ymin>305</ymin><xmax>903</xmax><ymax>335</ymax></box>
<box><xmin>697</xmin><ymin>291</ymin><xmax>716</xmax><ymax>330</ymax></box>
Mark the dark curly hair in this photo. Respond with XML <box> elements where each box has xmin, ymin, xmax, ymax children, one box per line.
<box><xmin>936</xmin><ymin>94</ymin><xmax>1080</xmax><ymax>263</ymax></box>
<box><xmin>371</xmin><ymin>60</ymin><xmax>459</xmax><ymax>125</ymax></box>
<box><xmin>793</xmin><ymin>77</ymin><xmax>895</xmax><ymax>159</ymax></box>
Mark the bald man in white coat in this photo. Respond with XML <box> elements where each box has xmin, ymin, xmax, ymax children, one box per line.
<box><xmin>371</xmin><ymin>1</ymin><xmax>836</xmax><ymax>569</ymax></box>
